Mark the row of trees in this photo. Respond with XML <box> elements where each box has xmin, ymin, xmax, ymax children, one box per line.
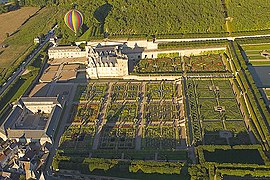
<box><xmin>129</xmin><ymin>160</ymin><xmax>184</xmax><ymax>174</ymax></box>
<box><xmin>158</xmin><ymin>40</ymin><xmax>228</xmax><ymax>50</ymax></box>
<box><xmin>230</xmin><ymin>41</ymin><xmax>270</xmax><ymax>150</ymax></box>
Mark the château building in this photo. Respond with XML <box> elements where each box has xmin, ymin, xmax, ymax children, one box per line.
<box><xmin>48</xmin><ymin>46</ymin><xmax>86</xmax><ymax>59</ymax></box>
<box><xmin>85</xmin><ymin>45</ymin><xmax>129</xmax><ymax>79</ymax></box>
<box><xmin>0</xmin><ymin>97</ymin><xmax>64</xmax><ymax>145</ymax></box>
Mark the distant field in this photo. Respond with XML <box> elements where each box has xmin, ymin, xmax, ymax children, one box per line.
<box><xmin>0</xmin><ymin>7</ymin><xmax>58</xmax><ymax>85</ymax></box>
<box><xmin>0</xmin><ymin>7</ymin><xmax>38</xmax><ymax>43</ymax></box>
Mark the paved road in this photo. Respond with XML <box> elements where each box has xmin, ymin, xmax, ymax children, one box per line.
<box><xmin>155</xmin><ymin>34</ymin><xmax>270</xmax><ymax>43</ymax></box>
<box><xmin>0</xmin><ymin>33</ymin><xmax>52</xmax><ymax>96</ymax></box>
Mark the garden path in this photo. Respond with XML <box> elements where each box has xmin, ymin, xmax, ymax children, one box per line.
<box><xmin>92</xmin><ymin>82</ymin><xmax>113</xmax><ymax>150</ymax></box>
<box><xmin>135</xmin><ymin>82</ymin><xmax>146</xmax><ymax>150</ymax></box>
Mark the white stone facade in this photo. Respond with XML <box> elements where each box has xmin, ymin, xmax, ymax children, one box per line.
<box><xmin>86</xmin><ymin>46</ymin><xmax>129</xmax><ymax>79</ymax></box>
<box><xmin>48</xmin><ymin>46</ymin><xmax>86</xmax><ymax>59</ymax></box>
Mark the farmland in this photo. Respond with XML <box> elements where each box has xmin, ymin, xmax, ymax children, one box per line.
<box><xmin>0</xmin><ymin>7</ymin><xmax>58</xmax><ymax>86</ymax></box>
<box><xmin>184</xmin><ymin>79</ymin><xmax>250</xmax><ymax>146</ymax></box>
<box><xmin>0</xmin><ymin>7</ymin><xmax>38</xmax><ymax>43</ymax></box>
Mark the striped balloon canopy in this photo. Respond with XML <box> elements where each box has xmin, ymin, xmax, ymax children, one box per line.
<box><xmin>64</xmin><ymin>9</ymin><xmax>83</xmax><ymax>34</ymax></box>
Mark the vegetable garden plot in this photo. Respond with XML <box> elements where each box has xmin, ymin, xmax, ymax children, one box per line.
<box><xmin>143</xmin><ymin>126</ymin><xmax>177</xmax><ymax>150</ymax></box>
<box><xmin>81</xmin><ymin>83</ymin><xmax>108</xmax><ymax>102</ymax></box>
<box><xmin>112</xmin><ymin>83</ymin><xmax>140</xmax><ymax>101</ymax></box>
<box><xmin>74</xmin><ymin>85</ymin><xmax>87</xmax><ymax>102</ymax></box>
<box><xmin>146</xmin><ymin>82</ymin><xmax>175</xmax><ymax>100</ymax></box>
<box><xmin>145</xmin><ymin>103</ymin><xmax>178</xmax><ymax>123</ymax></box>
<box><xmin>73</xmin><ymin>103</ymin><xmax>100</xmax><ymax>123</ymax></box>
<box><xmin>106</xmin><ymin>103</ymin><xmax>138</xmax><ymax>123</ymax></box>
<box><xmin>59</xmin><ymin>125</ymin><xmax>96</xmax><ymax>151</ymax></box>
<box><xmin>113</xmin><ymin>83</ymin><xmax>126</xmax><ymax>92</ymax></box>
<box><xmin>99</xmin><ymin>127</ymin><xmax>136</xmax><ymax>149</ymax></box>
<box><xmin>112</xmin><ymin>91</ymin><xmax>126</xmax><ymax>101</ymax></box>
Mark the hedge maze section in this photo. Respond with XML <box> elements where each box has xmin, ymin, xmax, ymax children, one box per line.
<box><xmin>185</xmin><ymin>79</ymin><xmax>251</xmax><ymax>146</ymax></box>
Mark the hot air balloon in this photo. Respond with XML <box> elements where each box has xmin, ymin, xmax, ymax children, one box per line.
<box><xmin>64</xmin><ymin>9</ymin><xmax>83</xmax><ymax>34</ymax></box>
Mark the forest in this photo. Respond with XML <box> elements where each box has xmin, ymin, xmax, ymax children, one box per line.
<box><xmin>4</xmin><ymin>0</ymin><xmax>270</xmax><ymax>41</ymax></box>
<box><xmin>227</xmin><ymin>0</ymin><xmax>270</xmax><ymax>32</ymax></box>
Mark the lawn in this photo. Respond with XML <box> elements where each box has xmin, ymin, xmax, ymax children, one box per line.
<box><xmin>0</xmin><ymin>43</ymin><xmax>48</xmax><ymax>116</ymax></box>
<box><xmin>241</xmin><ymin>43</ymin><xmax>270</xmax><ymax>66</ymax></box>
<box><xmin>264</xmin><ymin>89</ymin><xmax>270</xmax><ymax>97</ymax></box>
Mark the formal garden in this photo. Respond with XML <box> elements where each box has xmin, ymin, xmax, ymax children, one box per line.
<box><xmin>185</xmin><ymin>79</ymin><xmax>251</xmax><ymax>145</ymax></box>
<box><xmin>73</xmin><ymin>103</ymin><xmax>100</xmax><ymax>123</ymax></box>
<box><xmin>99</xmin><ymin>126</ymin><xmax>136</xmax><ymax>150</ymax></box>
<box><xmin>106</xmin><ymin>102</ymin><xmax>138</xmax><ymax>124</ymax></box>
<box><xmin>112</xmin><ymin>82</ymin><xmax>140</xmax><ymax>101</ymax></box>
<box><xmin>142</xmin><ymin>126</ymin><xmax>179</xmax><ymax>150</ymax></box>
<box><xmin>184</xmin><ymin>54</ymin><xmax>226</xmax><ymax>72</ymax></box>
<box><xmin>59</xmin><ymin>125</ymin><xmax>96</xmax><ymax>152</ymax></box>
<box><xmin>55</xmin><ymin>80</ymin><xmax>187</xmax><ymax>178</ymax></box>
<box><xmin>133</xmin><ymin>57</ymin><xmax>183</xmax><ymax>74</ymax></box>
